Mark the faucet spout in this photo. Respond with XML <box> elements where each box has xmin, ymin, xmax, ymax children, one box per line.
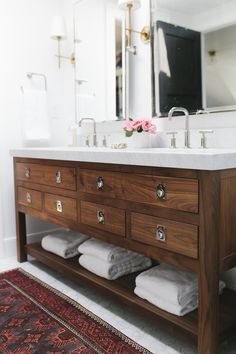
<box><xmin>168</xmin><ymin>107</ymin><xmax>190</xmax><ymax>148</ymax></box>
<box><xmin>78</xmin><ymin>118</ymin><xmax>97</xmax><ymax>147</ymax></box>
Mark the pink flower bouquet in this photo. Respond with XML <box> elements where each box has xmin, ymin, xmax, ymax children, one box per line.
<box><xmin>123</xmin><ymin>119</ymin><xmax>157</xmax><ymax>137</ymax></box>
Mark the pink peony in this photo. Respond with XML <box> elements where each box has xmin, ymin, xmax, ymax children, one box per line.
<box><xmin>142</xmin><ymin>120</ymin><xmax>153</xmax><ymax>131</ymax></box>
<box><xmin>130</xmin><ymin>120</ymin><xmax>143</xmax><ymax>130</ymax></box>
<box><xmin>124</xmin><ymin>118</ymin><xmax>157</xmax><ymax>135</ymax></box>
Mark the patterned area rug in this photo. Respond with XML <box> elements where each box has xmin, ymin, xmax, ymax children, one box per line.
<box><xmin>0</xmin><ymin>268</ymin><xmax>151</xmax><ymax>353</ymax></box>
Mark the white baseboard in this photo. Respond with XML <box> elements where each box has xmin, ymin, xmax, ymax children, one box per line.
<box><xmin>3</xmin><ymin>227</ymin><xmax>62</xmax><ymax>259</ymax></box>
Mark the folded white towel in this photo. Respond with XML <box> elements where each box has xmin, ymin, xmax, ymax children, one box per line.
<box><xmin>134</xmin><ymin>280</ymin><xmax>226</xmax><ymax>317</ymax></box>
<box><xmin>41</xmin><ymin>230</ymin><xmax>89</xmax><ymax>259</ymax></box>
<box><xmin>136</xmin><ymin>264</ymin><xmax>226</xmax><ymax>307</ymax></box>
<box><xmin>79</xmin><ymin>254</ymin><xmax>152</xmax><ymax>280</ymax></box>
<box><xmin>136</xmin><ymin>264</ymin><xmax>196</xmax><ymax>306</ymax></box>
<box><xmin>78</xmin><ymin>238</ymin><xmax>141</xmax><ymax>263</ymax></box>
<box><xmin>134</xmin><ymin>286</ymin><xmax>198</xmax><ymax>316</ymax></box>
<box><xmin>21</xmin><ymin>89</ymin><xmax>51</xmax><ymax>141</ymax></box>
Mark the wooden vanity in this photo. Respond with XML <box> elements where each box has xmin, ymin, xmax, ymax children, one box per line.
<box><xmin>13</xmin><ymin>155</ymin><xmax>236</xmax><ymax>354</ymax></box>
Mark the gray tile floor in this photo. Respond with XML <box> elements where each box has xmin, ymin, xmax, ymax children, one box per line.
<box><xmin>0</xmin><ymin>258</ymin><xmax>236</xmax><ymax>354</ymax></box>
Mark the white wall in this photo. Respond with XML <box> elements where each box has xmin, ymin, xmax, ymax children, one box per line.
<box><xmin>0</xmin><ymin>0</ymin><xmax>74</xmax><ymax>258</ymax></box>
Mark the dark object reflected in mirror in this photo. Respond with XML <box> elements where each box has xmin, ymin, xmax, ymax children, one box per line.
<box><xmin>151</xmin><ymin>0</ymin><xmax>236</xmax><ymax>117</ymax></box>
<box><xmin>156</xmin><ymin>21</ymin><xmax>202</xmax><ymax>116</ymax></box>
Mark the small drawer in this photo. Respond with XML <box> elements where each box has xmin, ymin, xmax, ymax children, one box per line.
<box><xmin>80</xmin><ymin>201</ymin><xmax>126</xmax><ymax>237</ymax></box>
<box><xmin>15</xmin><ymin>162</ymin><xmax>76</xmax><ymax>191</ymax></box>
<box><xmin>44</xmin><ymin>193</ymin><xmax>77</xmax><ymax>221</ymax></box>
<box><xmin>131</xmin><ymin>212</ymin><xmax>198</xmax><ymax>259</ymax></box>
<box><xmin>17</xmin><ymin>187</ymin><xmax>42</xmax><ymax>211</ymax></box>
<box><xmin>79</xmin><ymin>169</ymin><xmax>198</xmax><ymax>213</ymax></box>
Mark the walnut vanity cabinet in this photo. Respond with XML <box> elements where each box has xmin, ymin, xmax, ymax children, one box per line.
<box><xmin>14</xmin><ymin>157</ymin><xmax>236</xmax><ymax>354</ymax></box>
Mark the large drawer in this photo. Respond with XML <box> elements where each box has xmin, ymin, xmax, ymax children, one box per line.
<box><xmin>131</xmin><ymin>212</ymin><xmax>198</xmax><ymax>259</ymax></box>
<box><xmin>17</xmin><ymin>187</ymin><xmax>42</xmax><ymax>211</ymax></box>
<box><xmin>79</xmin><ymin>169</ymin><xmax>198</xmax><ymax>213</ymax></box>
<box><xmin>80</xmin><ymin>201</ymin><xmax>126</xmax><ymax>237</ymax></box>
<box><xmin>44</xmin><ymin>193</ymin><xmax>77</xmax><ymax>221</ymax></box>
<box><xmin>15</xmin><ymin>162</ymin><xmax>76</xmax><ymax>191</ymax></box>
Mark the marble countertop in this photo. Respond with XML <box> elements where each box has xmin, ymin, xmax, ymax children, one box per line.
<box><xmin>10</xmin><ymin>146</ymin><xmax>236</xmax><ymax>170</ymax></box>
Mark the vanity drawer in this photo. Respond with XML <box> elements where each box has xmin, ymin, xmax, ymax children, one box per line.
<box><xmin>131</xmin><ymin>212</ymin><xmax>198</xmax><ymax>259</ymax></box>
<box><xmin>15</xmin><ymin>163</ymin><xmax>76</xmax><ymax>191</ymax></box>
<box><xmin>44</xmin><ymin>193</ymin><xmax>77</xmax><ymax>221</ymax></box>
<box><xmin>80</xmin><ymin>201</ymin><xmax>126</xmax><ymax>237</ymax></box>
<box><xmin>79</xmin><ymin>169</ymin><xmax>198</xmax><ymax>213</ymax></box>
<box><xmin>17</xmin><ymin>187</ymin><xmax>42</xmax><ymax>211</ymax></box>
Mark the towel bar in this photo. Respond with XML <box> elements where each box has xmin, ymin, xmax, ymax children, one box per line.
<box><xmin>21</xmin><ymin>72</ymin><xmax>47</xmax><ymax>92</ymax></box>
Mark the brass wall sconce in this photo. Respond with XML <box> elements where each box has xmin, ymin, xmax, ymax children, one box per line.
<box><xmin>50</xmin><ymin>16</ymin><xmax>75</xmax><ymax>68</ymax></box>
<box><xmin>208</xmin><ymin>50</ymin><xmax>216</xmax><ymax>62</ymax></box>
<box><xmin>118</xmin><ymin>0</ymin><xmax>151</xmax><ymax>55</ymax></box>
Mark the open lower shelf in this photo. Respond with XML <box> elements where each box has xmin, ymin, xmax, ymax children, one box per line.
<box><xmin>26</xmin><ymin>243</ymin><xmax>236</xmax><ymax>341</ymax></box>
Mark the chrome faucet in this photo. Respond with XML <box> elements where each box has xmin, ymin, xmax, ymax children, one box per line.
<box><xmin>78</xmin><ymin>118</ymin><xmax>97</xmax><ymax>147</ymax></box>
<box><xmin>168</xmin><ymin>107</ymin><xmax>190</xmax><ymax>148</ymax></box>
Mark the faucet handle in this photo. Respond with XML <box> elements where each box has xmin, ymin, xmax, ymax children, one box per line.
<box><xmin>85</xmin><ymin>136</ymin><xmax>90</xmax><ymax>147</ymax></box>
<box><xmin>102</xmin><ymin>135</ymin><xmax>107</xmax><ymax>148</ymax></box>
<box><xmin>199</xmin><ymin>130</ymin><xmax>214</xmax><ymax>149</ymax></box>
<box><xmin>166</xmin><ymin>131</ymin><xmax>178</xmax><ymax>149</ymax></box>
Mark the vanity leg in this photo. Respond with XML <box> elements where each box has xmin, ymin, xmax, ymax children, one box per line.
<box><xmin>16</xmin><ymin>211</ymin><xmax>27</xmax><ymax>262</ymax></box>
<box><xmin>198</xmin><ymin>171</ymin><xmax>220</xmax><ymax>354</ymax></box>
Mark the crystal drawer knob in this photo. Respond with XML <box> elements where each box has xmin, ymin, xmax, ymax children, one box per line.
<box><xmin>156</xmin><ymin>184</ymin><xmax>166</xmax><ymax>200</ymax></box>
<box><xmin>156</xmin><ymin>226</ymin><xmax>166</xmax><ymax>242</ymax></box>
<box><xmin>97</xmin><ymin>177</ymin><xmax>104</xmax><ymax>191</ymax></box>
<box><xmin>97</xmin><ymin>210</ymin><xmax>105</xmax><ymax>224</ymax></box>
<box><xmin>56</xmin><ymin>200</ymin><xmax>63</xmax><ymax>213</ymax></box>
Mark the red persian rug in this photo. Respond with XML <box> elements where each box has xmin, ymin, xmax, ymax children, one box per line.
<box><xmin>0</xmin><ymin>268</ymin><xmax>151</xmax><ymax>353</ymax></box>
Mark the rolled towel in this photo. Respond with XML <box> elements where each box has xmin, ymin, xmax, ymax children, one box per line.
<box><xmin>134</xmin><ymin>286</ymin><xmax>198</xmax><ymax>316</ymax></box>
<box><xmin>135</xmin><ymin>264</ymin><xmax>226</xmax><ymax>307</ymax></box>
<box><xmin>78</xmin><ymin>238</ymin><xmax>141</xmax><ymax>263</ymax></box>
<box><xmin>41</xmin><ymin>230</ymin><xmax>89</xmax><ymax>259</ymax></box>
<box><xmin>79</xmin><ymin>254</ymin><xmax>152</xmax><ymax>280</ymax></box>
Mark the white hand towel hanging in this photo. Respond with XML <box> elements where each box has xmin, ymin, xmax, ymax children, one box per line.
<box><xmin>21</xmin><ymin>89</ymin><xmax>51</xmax><ymax>141</ymax></box>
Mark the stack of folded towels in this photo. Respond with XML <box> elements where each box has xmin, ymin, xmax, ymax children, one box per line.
<box><xmin>41</xmin><ymin>230</ymin><xmax>89</xmax><ymax>259</ymax></box>
<box><xmin>134</xmin><ymin>263</ymin><xmax>226</xmax><ymax>316</ymax></box>
<box><xmin>78</xmin><ymin>238</ymin><xmax>152</xmax><ymax>280</ymax></box>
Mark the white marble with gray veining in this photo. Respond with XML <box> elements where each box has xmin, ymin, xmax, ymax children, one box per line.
<box><xmin>10</xmin><ymin>146</ymin><xmax>236</xmax><ymax>170</ymax></box>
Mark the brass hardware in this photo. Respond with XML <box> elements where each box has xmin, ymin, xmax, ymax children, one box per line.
<box><xmin>56</xmin><ymin>200</ymin><xmax>63</xmax><ymax>213</ymax></box>
<box><xmin>97</xmin><ymin>210</ymin><xmax>105</xmax><ymax>224</ymax></box>
<box><xmin>96</xmin><ymin>177</ymin><xmax>104</xmax><ymax>191</ymax></box>
<box><xmin>124</xmin><ymin>3</ymin><xmax>150</xmax><ymax>54</ymax></box>
<box><xmin>55</xmin><ymin>52</ymin><xmax>75</xmax><ymax>66</ymax></box>
<box><xmin>25</xmin><ymin>168</ymin><xmax>31</xmax><ymax>178</ymax></box>
<box><xmin>56</xmin><ymin>171</ymin><xmax>62</xmax><ymax>184</ymax></box>
<box><xmin>26</xmin><ymin>192</ymin><xmax>32</xmax><ymax>204</ymax></box>
<box><xmin>156</xmin><ymin>225</ymin><xmax>166</xmax><ymax>242</ymax></box>
<box><xmin>156</xmin><ymin>184</ymin><xmax>166</xmax><ymax>200</ymax></box>
<box><xmin>125</xmin><ymin>26</ymin><xmax>151</xmax><ymax>44</ymax></box>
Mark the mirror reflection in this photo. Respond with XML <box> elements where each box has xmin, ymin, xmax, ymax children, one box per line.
<box><xmin>74</xmin><ymin>0</ymin><xmax>126</xmax><ymax>122</ymax></box>
<box><xmin>151</xmin><ymin>0</ymin><xmax>236</xmax><ymax>116</ymax></box>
